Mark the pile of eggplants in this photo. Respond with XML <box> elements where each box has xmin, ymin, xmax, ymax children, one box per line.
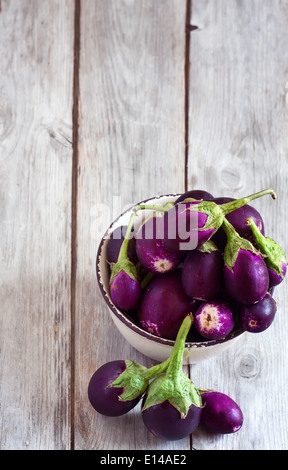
<box><xmin>88</xmin><ymin>314</ymin><xmax>244</xmax><ymax>439</ymax></box>
<box><xmin>108</xmin><ymin>188</ymin><xmax>286</xmax><ymax>339</ymax></box>
<box><xmin>88</xmin><ymin>188</ymin><xmax>286</xmax><ymax>441</ymax></box>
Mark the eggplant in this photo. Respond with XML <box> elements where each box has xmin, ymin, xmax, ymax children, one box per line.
<box><xmin>239</xmin><ymin>292</ymin><xmax>277</xmax><ymax>333</ymax></box>
<box><xmin>141</xmin><ymin>315</ymin><xmax>202</xmax><ymax>440</ymax></box>
<box><xmin>222</xmin><ymin>217</ymin><xmax>269</xmax><ymax>305</ymax></box>
<box><xmin>181</xmin><ymin>240</ymin><xmax>222</xmax><ymax>301</ymax></box>
<box><xmin>246</xmin><ymin>217</ymin><xmax>287</xmax><ymax>287</ymax></box>
<box><xmin>138</xmin><ymin>270</ymin><xmax>194</xmax><ymax>340</ymax></box>
<box><xmin>162</xmin><ymin>189</ymin><xmax>276</xmax><ymax>253</ymax></box>
<box><xmin>135</xmin><ymin>213</ymin><xmax>181</xmax><ymax>274</ymax></box>
<box><xmin>109</xmin><ymin>212</ymin><xmax>141</xmax><ymax>310</ymax></box>
<box><xmin>194</xmin><ymin>300</ymin><xmax>235</xmax><ymax>340</ymax></box>
<box><xmin>106</xmin><ymin>225</ymin><xmax>138</xmax><ymax>264</ymax></box>
<box><xmin>200</xmin><ymin>391</ymin><xmax>243</xmax><ymax>434</ymax></box>
<box><xmin>212</xmin><ymin>197</ymin><xmax>265</xmax><ymax>252</ymax></box>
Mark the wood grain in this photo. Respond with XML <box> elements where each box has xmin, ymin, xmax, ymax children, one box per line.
<box><xmin>0</xmin><ymin>0</ymin><xmax>74</xmax><ymax>450</ymax></box>
<box><xmin>73</xmin><ymin>0</ymin><xmax>188</xmax><ymax>450</ymax></box>
<box><xmin>187</xmin><ymin>0</ymin><xmax>288</xmax><ymax>450</ymax></box>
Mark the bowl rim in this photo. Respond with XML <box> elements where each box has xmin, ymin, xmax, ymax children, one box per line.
<box><xmin>96</xmin><ymin>193</ymin><xmax>245</xmax><ymax>349</ymax></box>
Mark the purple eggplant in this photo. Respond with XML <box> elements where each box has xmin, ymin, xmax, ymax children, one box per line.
<box><xmin>175</xmin><ymin>189</ymin><xmax>214</xmax><ymax>204</ymax></box>
<box><xmin>181</xmin><ymin>240</ymin><xmax>222</xmax><ymax>301</ymax></box>
<box><xmin>138</xmin><ymin>270</ymin><xmax>195</xmax><ymax>340</ymax></box>
<box><xmin>200</xmin><ymin>391</ymin><xmax>243</xmax><ymax>434</ymax></box>
<box><xmin>88</xmin><ymin>357</ymin><xmax>172</xmax><ymax>417</ymax></box>
<box><xmin>246</xmin><ymin>217</ymin><xmax>287</xmax><ymax>287</ymax></box>
<box><xmin>110</xmin><ymin>213</ymin><xmax>141</xmax><ymax>310</ymax></box>
<box><xmin>135</xmin><ymin>214</ymin><xmax>182</xmax><ymax>274</ymax></box>
<box><xmin>222</xmin><ymin>217</ymin><xmax>269</xmax><ymax>305</ymax></box>
<box><xmin>141</xmin><ymin>315</ymin><xmax>202</xmax><ymax>440</ymax></box>
<box><xmin>106</xmin><ymin>225</ymin><xmax>138</xmax><ymax>264</ymax></box>
<box><xmin>162</xmin><ymin>189</ymin><xmax>276</xmax><ymax>253</ymax></box>
<box><xmin>194</xmin><ymin>300</ymin><xmax>235</xmax><ymax>340</ymax></box>
<box><xmin>88</xmin><ymin>360</ymin><xmax>142</xmax><ymax>416</ymax></box>
<box><xmin>239</xmin><ymin>292</ymin><xmax>277</xmax><ymax>333</ymax></box>
<box><xmin>212</xmin><ymin>197</ymin><xmax>265</xmax><ymax>252</ymax></box>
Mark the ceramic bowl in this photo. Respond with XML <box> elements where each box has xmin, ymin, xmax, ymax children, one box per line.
<box><xmin>96</xmin><ymin>194</ymin><xmax>245</xmax><ymax>364</ymax></box>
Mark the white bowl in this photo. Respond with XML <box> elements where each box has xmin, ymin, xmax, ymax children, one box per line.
<box><xmin>96</xmin><ymin>194</ymin><xmax>245</xmax><ymax>364</ymax></box>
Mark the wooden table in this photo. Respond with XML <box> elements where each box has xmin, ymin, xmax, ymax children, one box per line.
<box><xmin>1</xmin><ymin>0</ymin><xmax>288</xmax><ymax>451</ymax></box>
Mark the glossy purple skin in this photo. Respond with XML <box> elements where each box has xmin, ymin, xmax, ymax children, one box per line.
<box><xmin>88</xmin><ymin>360</ymin><xmax>141</xmax><ymax>416</ymax></box>
<box><xmin>163</xmin><ymin>202</ymin><xmax>213</xmax><ymax>253</ymax></box>
<box><xmin>200</xmin><ymin>392</ymin><xmax>243</xmax><ymax>434</ymax></box>
<box><xmin>175</xmin><ymin>189</ymin><xmax>214</xmax><ymax>204</ymax></box>
<box><xmin>142</xmin><ymin>397</ymin><xmax>202</xmax><ymax>440</ymax></box>
<box><xmin>223</xmin><ymin>249</ymin><xmax>269</xmax><ymax>305</ymax></box>
<box><xmin>138</xmin><ymin>271</ymin><xmax>193</xmax><ymax>340</ymax></box>
<box><xmin>136</xmin><ymin>216</ymin><xmax>181</xmax><ymax>273</ymax></box>
<box><xmin>268</xmin><ymin>261</ymin><xmax>287</xmax><ymax>287</ymax></box>
<box><xmin>110</xmin><ymin>270</ymin><xmax>141</xmax><ymax>310</ymax></box>
<box><xmin>182</xmin><ymin>248</ymin><xmax>222</xmax><ymax>301</ymax></box>
<box><xmin>211</xmin><ymin>198</ymin><xmax>265</xmax><ymax>252</ymax></box>
<box><xmin>106</xmin><ymin>225</ymin><xmax>138</xmax><ymax>264</ymax></box>
<box><xmin>239</xmin><ymin>292</ymin><xmax>277</xmax><ymax>333</ymax></box>
<box><xmin>194</xmin><ymin>300</ymin><xmax>235</xmax><ymax>340</ymax></box>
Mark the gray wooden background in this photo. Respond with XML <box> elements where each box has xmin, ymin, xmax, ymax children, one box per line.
<box><xmin>1</xmin><ymin>0</ymin><xmax>288</xmax><ymax>450</ymax></box>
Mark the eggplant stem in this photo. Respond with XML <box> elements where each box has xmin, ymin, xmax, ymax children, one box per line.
<box><xmin>220</xmin><ymin>188</ymin><xmax>276</xmax><ymax>216</ymax></box>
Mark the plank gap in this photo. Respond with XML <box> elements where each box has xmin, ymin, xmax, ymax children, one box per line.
<box><xmin>71</xmin><ymin>0</ymin><xmax>81</xmax><ymax>451</ymax></box>
<box><xmin>184</xmin><ymin>0</ymin><xmax>192</xmax><ymax>191</ymax></box>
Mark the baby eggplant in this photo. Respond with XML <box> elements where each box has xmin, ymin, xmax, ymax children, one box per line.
<box><xmin>200</xmin><ymin>391</ymin><xmax>243</xmax><ymax>434</ymax></box>
<box><xmin>106</xmin><ymin>225</ymin><xmax>138</xmax><ymax>264</ymax></box>
<box><xmin>181</xmin><ymin>240</ymin><xmax>222</xmax><ymax>301</ymax></box>
<box><xmin>239</xmin><ymin>292</ymin><xmax>277</xmax><ymax>333</ymax></box>
<box><xmin>194</xmin><ymin>300</ymin><xmax>235</xmax><ymax>340</ymax></box>
<box><xmin>141</xmin><ymin>315</ymin><xmax>202</xmax><ymax>440</ymax></box>
<box><xmin>175</xmin><ymin>189</ymin><xmax>214</xmax><ymax>204</ymax></box>
<box><xmin>109</xmin><ymin>212</ymin><xmax>141</xmax><ymax>310</ymax></box>
<box><xmin>138</xmin><ymin>270</ymin><xmax>194</xmax><ymax>340</ymax></box>
<box><xmin>222</xmin><ymin>217</ymin><xmax>269</xmax><ymax>305</ymax></box>
<box><xmin>135</xmin><ymin>213</ymin><xmax>182</xmax><ymax>274</ymax></box>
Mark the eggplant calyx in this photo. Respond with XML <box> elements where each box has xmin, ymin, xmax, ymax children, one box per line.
<box><xmin>222</xmin><ymin>217</ymin><xmax>260</xmax><ymax>271</ymax></box>
<box><xmin>246</xmin><ymin>218</ymin><xmax>287</xmax><ymax>277</ymax></box>
<box><xmin>185</xmin><ymin>200</ymin><xmax>224</xmax><ymax>233</ymax></box>
<box><xmin>198</xmin><ymin>239</ymin><xmax>219</xmax><ymax>253</ymax></box>
<box><xmin>109</xmin><ymin>358</ymin><xmax>171</xmax><ymax>402</ymax></box>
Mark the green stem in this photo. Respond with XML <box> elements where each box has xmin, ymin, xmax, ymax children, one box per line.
<box><xmin>165</xmin><ymin>314</ymin><xmax>193</xmax><ymax>381</ymax></box>
<box><xmin>220</xmin><ymin>188</ymin><xmax>276</xmax><ymax>216</ymax></box>
<box><xmin>117</xmin><ymin>212</ymin><xmax>136</xmax><ymax>261</ymax></box>
<box><xmin>133</xmin><ymin>203</ymin><xmax>173</xmax><ymax>213</ymax></box>
<box><xmin>140</xmin><ymin>271</ymin><xmax>155</xmax><ymax>290</ymax></box>
<box><xmin>221</xmin><ymin>216</ymin><xmax>239</xmax><ymax>241</ymax></box>
<box><xmin>142</xmin><ymin>357</ymin><xmax>171</xmax><ymax>381</ymax></box>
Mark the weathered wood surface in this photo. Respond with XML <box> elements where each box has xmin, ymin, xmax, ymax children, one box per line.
<box><xmin>1</xmin><ymin>0</ymin><xmax>288</xmax><ymax>451</ymax></box>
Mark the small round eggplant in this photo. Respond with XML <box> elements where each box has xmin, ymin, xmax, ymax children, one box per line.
<box><xmin>138</xmin><ymin>271</ymin><xmax>194</xmax><ymax>340</ymax></box>
<box><xmin>109</xmin><ymin>213</ymin><xmax>141</xmax><ymax>310</ymax></box>
<box><xmin>88</xmin><ymin>361</ymin><xmax>141</xmax><ymax>417</ymax></box>
<box><xmin>142</xmin><ymin>398</ymin><xmax>202</xmax><ymax>441</ymax></box>
<box><xmin>194</xmin><ymin>300</ymin><xmax>235</xmax><ymax>340</ymax></box>
<box><xmin>110</xmin><ymin>270</ymin><xmax>142</xmax><ymax>311</ymax></box>
<box><xmin>212</xmin><ymin>198</ymin><xmax>265</xmax><ymax>252</ymax></box>
<box><xmin>239</xmin><ymin>292</ymin><xmax>277</xmax><ymax>333</ymax></box>
<box><xmin>222</xmin><ymin>217</ymin><xmax>269</xmax><ymax>305</ymax></box>
<box><xmin>181</xmin><ymin>240</ymin><xmax>222</xmax><ymax>301</ymax></box>
<box><xmin>200</xmin><ymin>391</ymin><xmax>243</xmax><ymax>434</ymax></box>
<box><xmin>141</xmin><ymin>315</ymin><xmax>202</xmax><ymax>440</ymax></box>
<box><xmin>136</xmin><ymin>214</ymin><xmax>181</xmax><ymax>274</ymax></box>
<box><xmin>106</xmin><ymin>225</ymin><xmax>138</xmax><ymax>264</ymax></box>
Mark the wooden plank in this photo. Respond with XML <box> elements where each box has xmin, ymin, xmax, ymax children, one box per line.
<box><xmin>74</xmin><ymin>0</ymin><xmax>188</xmax><ymax>450</ymax></box>
<box><xmin>187</xmin><ymin>0</ymin><xmax>288</xmax><ymax>450</ymax></box>
<box><xmin>0</xmin><ymin>1</ymin><xmax>74</xmax><ymax>450</ymax></box>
